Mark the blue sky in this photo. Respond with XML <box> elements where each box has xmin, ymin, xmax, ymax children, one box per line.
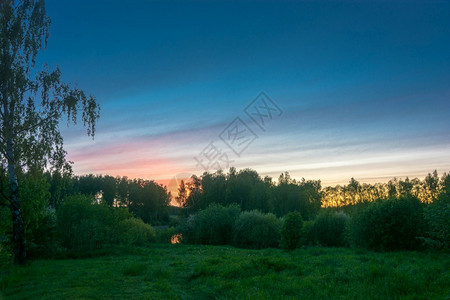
<box><xmin>38</xmin><ymin>0</ymin><xmax>450</xmax><ymax>188</ymax></box>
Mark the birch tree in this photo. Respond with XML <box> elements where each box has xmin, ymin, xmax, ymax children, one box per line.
<box><xmin>0</xmin><ymin>0</ymin><xmax>99</xmax><ymax>264</ymax></box>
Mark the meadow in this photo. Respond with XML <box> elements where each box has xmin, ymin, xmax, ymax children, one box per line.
<box><xmin>1</xmin><ymin>244</ymin><xmax>449</xmax><ymax>299</ymax></box>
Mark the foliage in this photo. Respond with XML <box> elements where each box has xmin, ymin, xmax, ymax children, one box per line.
<box><xmin>273</xmin><ymin>176</ymin><xmax>322</xmax><ymax>219</ymax></box>
<box><xmin>57</xmin><ymin>194</ymin><xmax>112</xmax><ymax>252</ymax></box>
<box><xmin>423</xmin><ymin>191</ymin><xmax>450</xmax><ymax>249</ymax></box>
<box><xmin>26</xmin><ymin>207</ymin><xmax>58</xmax><ymax>258</ymax></box>
<box><xmin>128</xmin><ymin>179</ymin><xmax>170</xmax><ymax>225</ymax></box>
<box><xmin>309</xmin><ymin>211</ymin><xmax>350</xmax><ymax>247</ymax></box>
<box><xmin>322</xmin><ymin>171</ymin><xmax>447</xmax><ymax>207</ymax></box>
<box><xmin>17</xmin><ymin>172</ymin><xmax>59</xmax><ymax>257</ymax></box>
<box><xmin>349</xmin><ymin>196</ymin><xmax>425</xmax><ymax>251</ymax></box>
<box><xmin>183</xmin><ymin>204</ymin><xmax>240</xmax><ymax>245</ymax></box>
<box><xmin>280</xmin><ymin>211</ymin><xmax>303</xmax><ymax>250</ymax></box>
<box><xmin>175</xmin><ymin>180</ymin><xmax>188</xmax><ymax>207</ymax></box>
<box><xmin>56</xmin><ymin>194</ymin><xmax>152</xmax><ymax>251</ymax></box>
<box><xmin>300</xmin><ymin>220</ymin><xmax>315</xmax><ymax>246</ymax></box>
<box><xmin>233</xmin><ymin>210</ymin><xmax>281</xmax><ymax>249</ymax></box>
<box><xmin>183</xmin><ymin>169</ymin><xmax>321</xmax><ymax>219</ymax></box>
<box><xmin>155</xmin><ymin>227</ymin><xmax>178</xmax><ymax>244</ymax></box>
<box><xmin>0</xmin><ymin>171</ymin><xmax>59</xmax><ymax>259</ymax></box>
<box><xmin>118</xmin><ymin>218</ymin><xmax>155</xmax><ymax>246</ymax></box>
<box><xmin>44</xmin><ymin>174</ymin><xmax>173</xmax><ymax>225</ymax></box>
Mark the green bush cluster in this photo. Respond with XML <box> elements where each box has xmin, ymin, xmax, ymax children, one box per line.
<box><xmin>155</xmin><ymin>227</ymin><xmax>178</xmax><ymax>243</ymax></box>
<box><xmin>57</xmin><ymin>194</ymin><xmax>155</xmax><ymax>252</ymax></box>
<box><xmin>181</xmin><ymin>205</ymin><xmax>282</xmax><ymax>249</ymax></box>
<box><xmin>183</xmin><ymin>204</ymin><xmax>240</xmax><ymax>245</ymax></box>
<box><xmin>348</xmin><ymin>196</ymin><xmax>424</xmax><ymax>251</ymax></box>
<box><xmin>423</xmin><ymin>192</ymin><xmax>450</xmax><ymax>249</ymax></box>
<box><xmin>280</xmin><ymin>211</ymin><xmax>303</xmax><ymax>250</ymax></box>
<box><xmin>27</xmin><ymin>207</ymin><xmax>58</xmax><ymax>258</ymax></box>
<box><xmin>118</xmin><ymin>218</ymin><xmax>155</xmax><ymax>246</ymax></box>
<box><xmin>308</xmin><ymin>211</ymin><xmax>349</xmax><ymax>247</ymax></box>
<box><xmin>180</xmin><ymin>194</ymin><xmax>447</xmax><ymax>252</ymax></box>
<box><xmin>233</xmin><ymin>210</ymin><xmax>282</xmax><ymax>249</ymax></box>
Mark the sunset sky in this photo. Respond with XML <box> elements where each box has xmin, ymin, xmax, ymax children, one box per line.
<box><xmin>38</xmin><ymin>1</ymin><xmax>450</xmax><ymax>190</ymax></box>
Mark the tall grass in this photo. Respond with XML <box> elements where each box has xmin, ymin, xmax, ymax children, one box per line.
<box><xmin>1</xmin><ymin>244</ymin><xmax>448</xmax><ymax>299</ymax></box>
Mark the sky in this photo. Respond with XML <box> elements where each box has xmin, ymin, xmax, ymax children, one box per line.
<box><xmin>37</xmin><ymin>0</ymin><xmax>450</xmax><ymax>192</ymax></box>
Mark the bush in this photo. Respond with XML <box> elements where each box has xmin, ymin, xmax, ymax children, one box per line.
<box><xmin>233</xmin><ymin>210</ymin><xmax>281</xmax><ymax>249</ymax></box>
<box><xmin>57</xmin><ymin>194</ymin><xmax>133</xmax><ymax>252</ymax></box>
<box><xmin>423</xmin><ymin>192</ymin><xmax>450</xmax><ymax>249</ymax></box>
<box><xmin>155</xmin><ymin>227</ymin><xmax>178</xmax><ymax>243</ymax></box>
<box><xmin>183</xmin><ymin>204</ymin><xmax>240</xmax><ymax>245</ymax></box>
<box><xmin>349</xmin><ymin>196</ymin><xmax>424</xmax><ymax>251</ymax></box>
<box><xmin>28</xmin><ymin>207</ymin><xmax>59</xmax><ymax>258</ymax></box>
<box><xmin>300</xmin><ymin>220</ymin><xmax>315</xmax><ymax>246</ymax></box>
<box><xmin>310</xmin><ymin>211</ymin><xmax>349</xmax><ymax>247</ymax></box>
<box><xmin>118</xmin><ymin>218</ymin><xmax>155</xmax><ymax>246</ymax></box>
<box><xmin>280</xmin><ymin>211</ymin><xmax>303</xmax><ymax>250</ymax></box>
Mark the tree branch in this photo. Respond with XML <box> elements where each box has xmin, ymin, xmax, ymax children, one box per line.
<box><xmin>13</xmin><ymin>110</ymin><xmax>60</xmax><ymax>136</ymax></box>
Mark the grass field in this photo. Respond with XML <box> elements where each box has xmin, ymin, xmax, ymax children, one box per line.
<box><xmin>0</xmin><ymin>244</ymin><xmax>449</xmax><ymax>299</ymax></box>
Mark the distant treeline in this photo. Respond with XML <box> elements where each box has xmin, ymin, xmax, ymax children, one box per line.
<box><xmin>178</xmin><ymin>168</ymin><xmax>322</xmax><ymax>220</ymax></box>
<box><xmin>45</xmin><ymin>172</ymin><xmax>171</xmax><ymax>224</ymax></box>
<box><xmin>322</xmin><ymin>170</ymin><xmax>446</xmax><ymax>207</ymax></box>
<box><xmin>0</xmin><ymin>168</ymin><xmax>449</xmax><ymax>262</ymax></box>
<box><xmin>177</xmin><ymin>168</ymin><xmax>448</xmax><ymax>215</ymax></box>
<box><xmin>4</xmin><ymin>168</ymin><xmax>447</xmax><ymax>223</ymax></box>
<box><xmin>179</xmin><ymin>169</ymin><xmax>449</xmax><ymax>251</ymax></box>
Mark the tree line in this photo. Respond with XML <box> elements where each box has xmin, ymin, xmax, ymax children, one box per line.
<box><xmin>1</xmin><ymin>167</ymin><xmax>449</xmax><ymax>263</ymax></box>
<box><xmin>178</xmin><ymin>168</ymin><xmax>322</xmax><ymax>220</ymax></box>
<box><xmin>40</xmin><ymin>172</ymin><xmax>170</xmax><ymax>224</ymax></box>
<box><xmin>322</xmin><ymin>170</ymin><xmax>446</xmax><ymax>207</ymax></box>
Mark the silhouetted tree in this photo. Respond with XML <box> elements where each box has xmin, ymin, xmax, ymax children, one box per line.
<box><xmin>116</xmin><ymin>176</ymin><xmax>129</xmax><ymax>206</ymax></box>
<box><xmin>201</xmin><ymin>171</ymin><xmax>227</xmax><ymax>206</ymax></box>
<box><xmin>424</xmin><ymin>170</ymin><xmax>440</xmax><ymax>202</ymax></box>
<box><xmin>399</xmin><ymin>177</ymin><xmax>413</xmax><ymax>197</ymax></box>
<box><xmin>175</xmin><ymin>179</ymin><xmax>188</xmax><ymax>207</ymax></box>
<box><xmin>185</xmin><ymin>175</ymin><xmax>203</xmax><ymax>212</ymax></box>
<box><xmin>129</xmin><ymin>179</ymin><xmax>170</xmax><ymax>224</ymax></box>
<box><xmin>100</xmin><ymin>175</ymin><xmax>116</xmax><ymax>206</ymax></box>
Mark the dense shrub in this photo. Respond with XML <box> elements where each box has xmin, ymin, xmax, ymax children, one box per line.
<box><xmin>57</xmin><ymin>195</ymin><xmax>113</xmax><ymax>251</ymax></box>
<box><xmin>349</xmin><ymin>196</ymin><xmax>424</xmax><ymax>251</ymax></box>
<box><xmin>118</xmin><ymin>218</ymin><xmax>155</xmax><ymax>246</ymax></box>
<box><xmin>183</xmin><ymin>204</ymin><xmax>241</xmax><ymax>245</ymax></box>
<box><xmin>13</xmin><ymin>173</ymin><xmax>58</xmax><ymax>258</ymax></box>
<box><xmin>300</xmin><ymin>220</ymin><xmax>315</xmax><ymax>246</ymax></box>
<box><xmin>310</xmin><ymin>211</ymin><xmax>349</xmax><ymax>247</ymax></box>
<box><xmin>280</xmin><ymin>211</ymin><xmax>303</xmax><ymax>250</ymax></box>
<box><xmin>155</xmin><ymin>227</ymin><xmax>178</xmax><ymax>243</ymax></box>
<box><xmin>57</xmin><ymin>194</ymin><xmax>153</xmax><ymax>251</ymax></box>
<box><xmin>27</xmin><ymin>207</ymin><xmax>59</xmax><ymax>258</ymax></box>
<box><xmin>423</xmin><ymin>192</ymin><xmax>450</xmax><ymax>249</ymax></box>
<box><xmin>233</xmin><ymin>210</ymin><xmax>281</xmax><ymax>249</ymax></box>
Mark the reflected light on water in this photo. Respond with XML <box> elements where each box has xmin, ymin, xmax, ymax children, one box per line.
<box><xmin>171</xmin><ymin>234</ymin><xmax>182</xmax><ymax>244</ymax></box>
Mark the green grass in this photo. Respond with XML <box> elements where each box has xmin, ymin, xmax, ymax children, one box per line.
<box><xmin>0</xmin><ymin>244</ymin><xmax>449</xmax><ymax>299</ymax></box>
